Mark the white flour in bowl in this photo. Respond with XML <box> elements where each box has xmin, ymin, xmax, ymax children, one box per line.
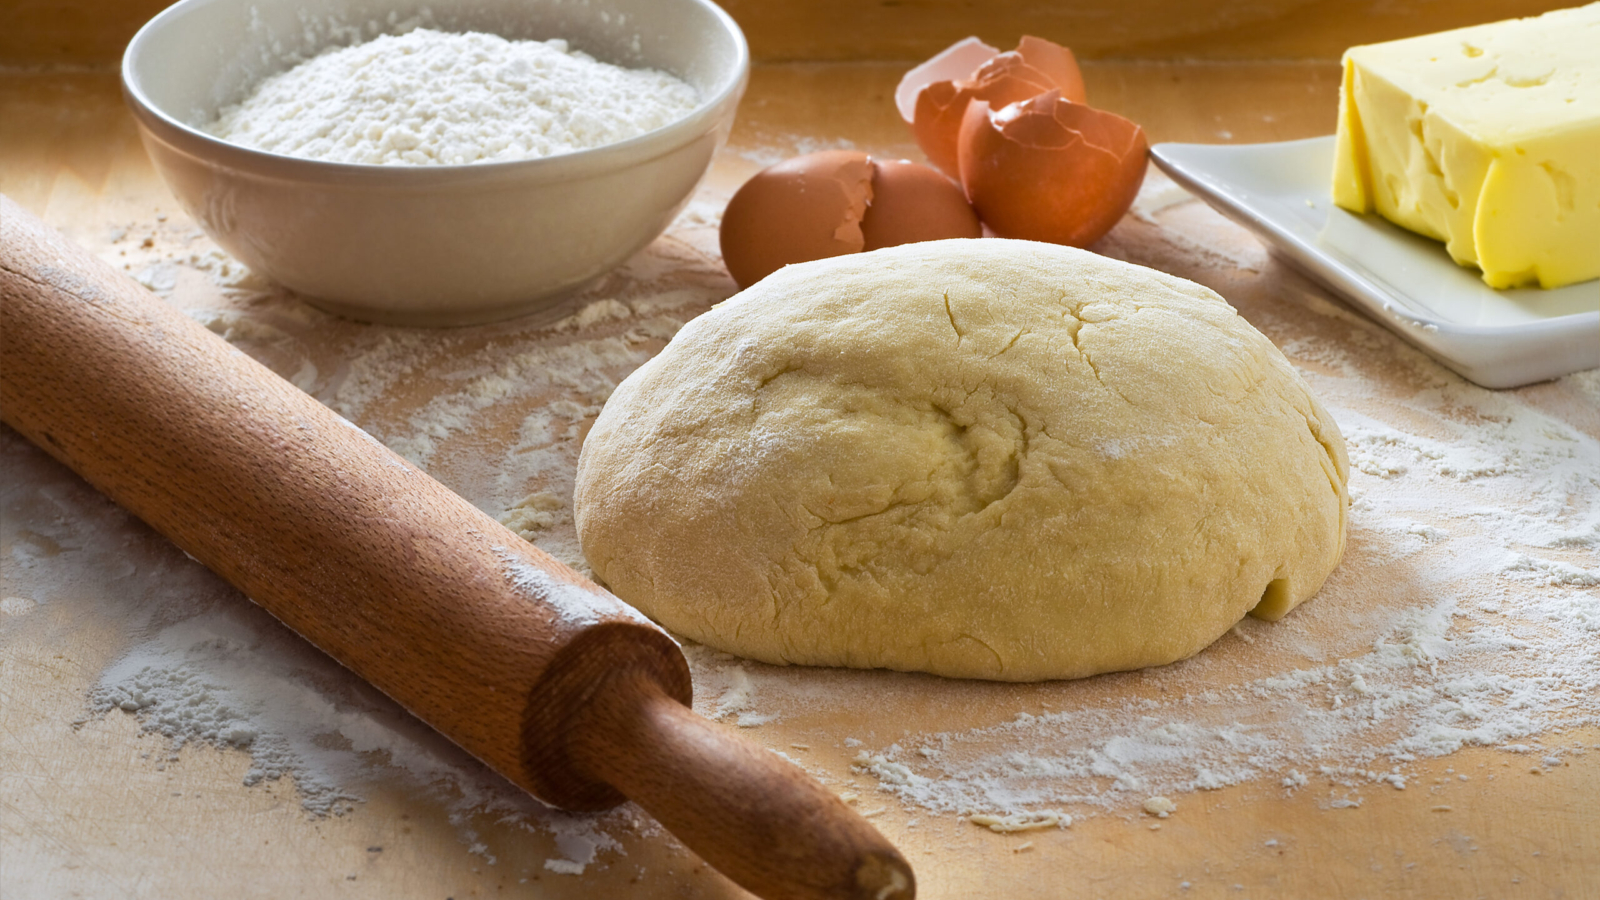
<box><xmin>206</xmin><ymin>29</ymin><xmax>700</xmax><ymax>165</ymax></box>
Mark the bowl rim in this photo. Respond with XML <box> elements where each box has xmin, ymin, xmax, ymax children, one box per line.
<box><xmin>121</xmin><ymin>0</ymin><xmax>750</xmax><ymax>185</ymax></box>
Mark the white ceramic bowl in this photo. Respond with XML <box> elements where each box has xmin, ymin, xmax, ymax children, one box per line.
<box><xmin>123</xmin><ymin>0</ymin><xmax>748</xmax><ymax>325</ymax></box>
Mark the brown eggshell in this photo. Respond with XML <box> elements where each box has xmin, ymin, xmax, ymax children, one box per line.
<box><xmin>860</xmin><ymin>159</ymin><xmax>982</xmax><ymax>250</ymax></box>
<box><xmin>893</xmin><ymin>36</ymin><xmax>999</xmax><ymax>122</ymax></box>
<box><xmin>719</xmin><ymin>150</ymin><xmax>874</xmax><ymax>289</ymax></box>
<box><xmin>956</xmin><ymin>92</ymin><xmax>1148</xmax><ymax>248</ymax></box>
<box><xmin>1014</xmin><ymin>36</ymin><xmax>1086</xmax><ymax>105</ymax></box>
<box><xmin>898</xmin><ymin>36</ymin><xmax>1087</xmax><ymax>179</ymax></box>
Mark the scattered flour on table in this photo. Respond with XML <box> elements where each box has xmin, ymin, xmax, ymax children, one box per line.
<box><xmin>9</xmin><ymin>208</ymin><xmax>732</xmax><ymax>879</ymax></box>
<box><xmin>81</xmin><ymin>605</ymin><xmax>628</xmax><ymax>873</ymax></box>
<box><xmin>11</xmin><ymin>172</ymin><xmax>1597</xmax><ymax>881</ymax></box>
<box><xmin>707</xmin><ymin>663</ymin><xmax>777</xmax><ymax>728</ymax></box>
<box><xmin>737</xmin><ymin>135</ymin><xmax>860</xmax><ymax>168</ymax></box>
<box><xmin>839</xmin><ymin>338</ymin><xmax>1597</xmax><ymax>818</ymax></box>
<box><xmin>207</xmin><ymin>29</ymin><xmax>699</xmax><ymax>165</ymax></box>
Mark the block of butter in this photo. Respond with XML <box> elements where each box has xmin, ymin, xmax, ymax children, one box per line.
<box><xmin>1332</xmin><ymin>4</ymin><xmax>1600</xmax><ymax>290</ymax></box>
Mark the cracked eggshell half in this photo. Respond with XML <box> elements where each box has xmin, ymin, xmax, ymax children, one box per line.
<box><xmin>719</xmin><ymin>150</ymin><xmax>874</xmax><ymax>290</ymax></box>
<box><xmin>895</xmin><ymin>36</ymin><xmax>1087</xmax><ymax>178</ymax></box>
<box><xmin>719</xmin><ymin>151</ymin><xmax>980</xmax><ymax>289</ymax></box>
<box><xmin>860</xmin><ymin>159</ymin><xmax>982</xmax><ymax>251</ymax></box>
<box><xmin>957</xmin><ymin>92</ymin><xmax>1149</xmax><ymax>248</ymax></box>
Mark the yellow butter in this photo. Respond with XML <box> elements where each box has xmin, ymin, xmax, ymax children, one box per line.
<box><xmin>1332</xmin><ymin>4</ymin><xmax>1600</xmax><ymax>290</ymax></box>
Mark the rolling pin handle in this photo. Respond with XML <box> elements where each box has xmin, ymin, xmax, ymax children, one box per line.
<box><xmin>572</xmin><ymin>670</ymin><xmax>916</xmax><ymax>900</ymax></box>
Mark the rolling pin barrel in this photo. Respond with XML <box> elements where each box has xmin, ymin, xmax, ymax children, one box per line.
<box><xmin>0</xmin><ymin>195</ymin><xmax>914</xmax><ymax>900</ymax></box>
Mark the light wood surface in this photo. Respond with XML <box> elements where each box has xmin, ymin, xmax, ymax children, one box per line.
<box><xmin>3</xmin><ymin>19</ymin><xmax>1599</xmax><ymax>900</ymax></box>
<box><xmin>715</xmin><ymin>0</ymin><xmax>1569</xmax><ymax>63</ymax></box>
<box><xmin>0</xmin><ymin>193</ymin><xmax>682</xmax><ymax>808</ymax></box>
<box><xmin>0</xmin><ymin>195</ymin><xmax>913</xmax><ymax>900</ymax></box>
<box><xmin>0</xmin><ymin>0</ymin><xmax>1568</xmax><ymax>66</ymax></box>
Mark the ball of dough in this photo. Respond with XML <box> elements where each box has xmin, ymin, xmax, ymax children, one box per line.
<box><xmin>575</xmin><ymin>239</ymin><xmax>1349</xmax><ymax>681</ymax></box>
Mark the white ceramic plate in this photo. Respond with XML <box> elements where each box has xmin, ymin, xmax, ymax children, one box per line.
<box><xmin>1150</xmin><ymin>136</ymin><xmax>1599</xmax><ymax>389</ymax></box>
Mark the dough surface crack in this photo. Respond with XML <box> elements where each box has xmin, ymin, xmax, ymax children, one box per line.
<box><xmin>573</xmin><ymin>240</ymin><xmax>1350</xmax><ymax>681</ymax></box>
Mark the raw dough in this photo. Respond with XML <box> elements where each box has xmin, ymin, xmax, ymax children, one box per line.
<box><xmin>574</xmin><ymin>239</ymin><xmax>1349</xmax><ymax>680</ymax></box>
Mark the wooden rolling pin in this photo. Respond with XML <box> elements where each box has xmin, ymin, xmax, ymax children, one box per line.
<box><xmin>0</xmin><ymin>195</ymin><xmax>914</xmax><ymax>900</ymax></box>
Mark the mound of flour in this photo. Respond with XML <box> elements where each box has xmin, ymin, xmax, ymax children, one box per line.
<box><xmin>207</xmin><ymin>29</ymin><xmax>700</xmax><ymax>165</ymax></box>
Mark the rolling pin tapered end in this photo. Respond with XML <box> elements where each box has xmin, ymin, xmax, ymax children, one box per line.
<box><xmin>853</xmin><ymin>850</ymin><xmax>916</xmax><ymax>900</ymax></box>
<box><xmin>572</xmin><ymin>670</ymin><xmax>916</xmax><ymax>900</ymax></box>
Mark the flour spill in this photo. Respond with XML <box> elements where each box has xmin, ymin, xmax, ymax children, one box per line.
<box><xmin>831</xmin><ymin>333</ymin><xmax>1600</xmax><ymax>815</ymax></box>
<box><xmin>80</xmin><ymin>597</ymin><xmax>632</xmax><ymax>872</ymax></box>
<box><xmin>6</xmin><ymin>169</ymin><xmax>1596</xmax><ymax>883</ymax></box>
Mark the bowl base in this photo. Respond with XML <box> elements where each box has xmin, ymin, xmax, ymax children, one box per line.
<box><xmin>296</xmin><ymin>278</ymin><xmax>600</xmax><ymax>328</ymax></box>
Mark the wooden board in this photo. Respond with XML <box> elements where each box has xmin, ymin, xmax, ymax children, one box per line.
<box><xmin>0</xmin><ymin>0</ymin><xmax>1567</xmax><ymax>65</ymax></box>
<box><xmin>4</xmin><ymin>57</ymin><xmax>1599</xmax><ymax>900</ymax></box>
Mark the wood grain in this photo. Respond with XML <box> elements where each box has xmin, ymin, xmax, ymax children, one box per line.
<box><xmin>718</xmin><ymin>0</ymin><xmax>1568</xmax><ymax>62</ymax></box>
<box><xmin>0</xmin><ymin>0</ymin><xmax>1567</xmax><ymax>66</ymax></box>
